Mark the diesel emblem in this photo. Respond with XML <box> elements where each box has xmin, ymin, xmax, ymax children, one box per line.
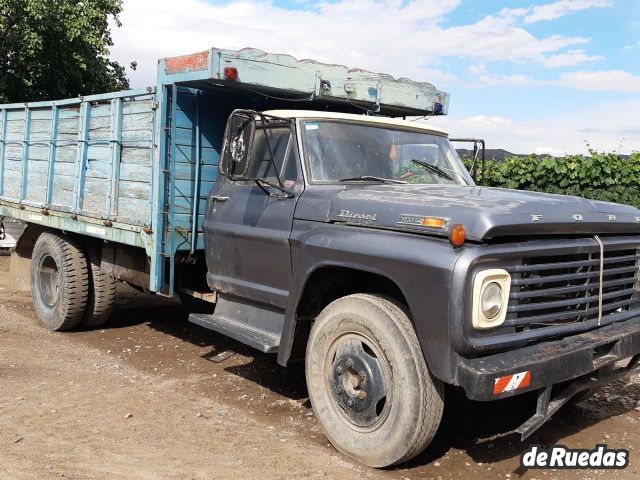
<box><xmin>337</xmin><ymin>209</ymin><xmax>378</xmax><ymax>222</ymax></box>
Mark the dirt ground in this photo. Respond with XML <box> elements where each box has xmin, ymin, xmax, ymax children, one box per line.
<box><xmin>1</xmin><ymin>256</ymin><xmax>640</xmax><ymax>480</ymax></box>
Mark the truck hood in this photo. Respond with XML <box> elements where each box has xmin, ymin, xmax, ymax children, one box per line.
<box><xmin>304</xmin><ymin>184</ymin><xmax>640</xmax><ymax>241</ymax></box>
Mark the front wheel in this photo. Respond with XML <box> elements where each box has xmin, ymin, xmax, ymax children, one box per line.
<box><xmin>306</xmin><ymin>294</ymin><xmax>444</xmax><ymax>468</ymax></box>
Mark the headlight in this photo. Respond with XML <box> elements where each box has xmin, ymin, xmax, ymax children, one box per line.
<box><xmin>481</xmin><ymin>282</ymin><xmax>503</xmax><ymax>319</ymax></box>
<box><xmin>472</xmin><ymin>269</ymin><xmax>511</xmax><ymax>330</ymax></box>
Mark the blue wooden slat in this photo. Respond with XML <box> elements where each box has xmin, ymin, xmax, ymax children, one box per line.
<box><xmin>147</xmin><ymin>100</ymin><xmax>157</xmax><ymax>226</ymax></box>
<box><xmin>20</xmin><ymin>108</ymin><xmax>32</xmax><ymax>202</ymax></box>
<box><xmin>108</xmin><ymin>98</ymin><xmax>123</xmax><ymax>218</ymax></box>
<box><xmin>190</xmin><ymin>92</ymin><xmax>202</xmax><ymax>253</ymax></box>
<box><xmin>168</xmin><ymin>84</ymin><xmax>179</xmax><ymax>296</ymax></box>
<box><xmin>0</xmin><ymin>109</ymin><xmax>7</xmax><ymax>197</ymax></box>
<box><xmin>150</xmin><ymin>85</ymin><xmax>171</xmax><ymax>294</ymax></box>
<box><xmin>74</xmin><ymin>102</ymin><xmax>91</xmax><ymax>213</ymax></box>
<box><xmin>45</xmin><ymin>106</ymin><xmax>59</xmax><ymax>207</ymax></box>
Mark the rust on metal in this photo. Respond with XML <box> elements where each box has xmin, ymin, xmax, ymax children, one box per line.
<box><xmin>165</xmin><ymin>50</ymin><xmax>210</xmax><ymax>75</ymax></box>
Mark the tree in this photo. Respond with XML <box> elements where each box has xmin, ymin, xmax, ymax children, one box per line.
<box><xmin>0</xmin><ymin>0</ymin><xmax>131</xmax><ymax>103</ymax></box>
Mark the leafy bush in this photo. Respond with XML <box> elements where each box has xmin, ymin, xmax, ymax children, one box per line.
<box><xmin>464</xmin><ymin>151</ymin><xmax>640</xmax><ymax>208</ymax></box>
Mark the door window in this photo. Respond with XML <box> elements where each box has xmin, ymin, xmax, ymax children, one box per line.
<box><xmin>247</xmin><ymin>127</ymin><xmax>297</xmax><ymax>182</ymax></box>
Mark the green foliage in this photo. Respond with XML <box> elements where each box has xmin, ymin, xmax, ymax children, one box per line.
<box><xmin>0</xmin><ymin>0</ymin><xmax>130</xmax><ymax>103</ymax></box>
<box><xmin>464</xmin><ymin>151</ymin><xmax>640</xmax><ymax>208</ymax></box>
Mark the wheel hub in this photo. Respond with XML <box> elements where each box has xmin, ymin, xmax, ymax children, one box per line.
<box><xmin>330</xmin><ymin>337</ymin><xmax>388</xmax><ymax>428</ymax></box>
<box><xmin>38</xmin><ymin>254</ymin><xmax>61</xmax><ymax>308</ymax></box>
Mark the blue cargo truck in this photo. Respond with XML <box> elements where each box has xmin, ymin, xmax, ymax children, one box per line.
<box><xmin>3</xmin><ymin>47</ymin><xmax>640</xmax><ymax>468</ymax></box>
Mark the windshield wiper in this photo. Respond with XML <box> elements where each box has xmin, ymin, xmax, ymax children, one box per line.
<box><xmin>410</xmin><ymin>159</ymin><xmax>455</xmax><ymax>182</ymax></box>
<box><xmin>339</xmin><ymin>176</ymin><xmax>407</xmax><ymax>184</ymax></box>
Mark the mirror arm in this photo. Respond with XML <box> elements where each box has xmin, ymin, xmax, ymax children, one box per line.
<box><xmin>254</xmin><ymin>179</ymin><xmax>271</xmax><ymax>196</ymax></box>
<box><xmin>257</xmin><ymin>113</ymin><xmax>286</xmax><ymax>188</ymax></box>
<box><xmin>255</xmin><ymin>179</ymin><xmax>294</xmax><ymax>199</ymax></box>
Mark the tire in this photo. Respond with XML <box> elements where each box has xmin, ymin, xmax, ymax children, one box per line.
<box><xmin>305</xmin><ymin>294</ymin><xmax>444</xmax><ymax>468</ymax></box>
<box><xmin>80</xmin><ymin>256</ymin><xmax>117</xmax><ymax>329</ymax></box>
<box><xmin>30</xmin><ymin>233</ymin><xmax>89</xmax><ymax>331</ymax></box>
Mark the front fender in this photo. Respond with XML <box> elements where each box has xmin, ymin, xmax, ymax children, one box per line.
<box><xmin>278</xmin><ymin>220</ymin><xmax>463</xmax><ymax>384</ymax></box>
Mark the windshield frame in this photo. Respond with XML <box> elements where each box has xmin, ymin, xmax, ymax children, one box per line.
<box><xmin>297</xmin><ymin>118</ymin><xmax>474</xmax><ymax>186</ymax></box>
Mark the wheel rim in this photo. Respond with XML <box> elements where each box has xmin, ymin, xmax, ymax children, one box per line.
<box><xmin>326</xmin><ymin>332</ymin><xmax>391</xmax><ymax>430</ymax></box>
<box><xmin>38</xmin><ymin>253</ymin><xmax>61</xmax><ymax>308</ymax></box>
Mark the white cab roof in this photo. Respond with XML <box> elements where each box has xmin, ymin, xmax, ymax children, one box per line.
<box><xmin>262</xmin><ymin>110</ymin><xmax>449</xmax><ymax>137</ymax></box>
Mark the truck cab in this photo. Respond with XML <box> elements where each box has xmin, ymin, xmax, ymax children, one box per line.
<box><xmin>193</xmin><ymin>107</ymin><xmax>640</xmax><ymax>467</ymax></box>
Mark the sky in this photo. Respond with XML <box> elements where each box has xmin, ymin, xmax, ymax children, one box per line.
<box><xmin>109</xmin><ymin>0</ymin><xmax>640</xmax><ymax>155</ymax></box>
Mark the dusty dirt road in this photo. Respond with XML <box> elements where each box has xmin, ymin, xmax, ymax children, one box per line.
<box><xmin>1</xmin><ymin>256</ymin><xmax>640</xmax><ymax>480</ymax></box>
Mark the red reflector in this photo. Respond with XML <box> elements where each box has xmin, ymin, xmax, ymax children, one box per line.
<box><xmin>224</xmin><ymin>66</ymin><xmax>238</xmax><ymax>81</ymax></box>
<box><xmin>493</xmin><ymin>371</ymin><xmax>531</xmax><ymax>395</ymax></box>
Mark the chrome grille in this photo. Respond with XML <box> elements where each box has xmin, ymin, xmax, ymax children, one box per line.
<box><xmin>504</xmin><ymin>248</ymin><xmax>640</xmax><ymax>329</ymax></box>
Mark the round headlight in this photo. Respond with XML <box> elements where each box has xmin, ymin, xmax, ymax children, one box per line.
<box><xmin>481</xmin><ymin>282</ymin><xmax>503</xmax><ymax>320</ymax></box>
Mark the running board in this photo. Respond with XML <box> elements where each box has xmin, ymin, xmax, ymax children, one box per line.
<box><xmin>188</xmin><ymin>294</ymin><xmax>284</xmax><ymax>353</ymax></box>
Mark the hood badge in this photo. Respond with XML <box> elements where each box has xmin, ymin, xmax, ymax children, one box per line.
<box><xmin>530</xmin><ymin>214</ymin><xmax>543</xmax><ymax>222</ymax></box>
<box><xmin>572</xmin><ymin>214</ymin><xmax>583</xmax><ymax>221</ymax></box>
<box><xmin>337</xmin><ymin>209</ymin><xmax>378</xmax><ymax>222</ymax></box>
<box><xmin>608</xmin><ymin>214</ymin><xmax>617</xmax><ymax>221</ymax></box>
<box><xmin>397</xmin><ymin>215</ymin><xmax>450</xmax><ymax>229</ymax></box>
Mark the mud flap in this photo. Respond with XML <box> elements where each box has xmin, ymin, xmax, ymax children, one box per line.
<box><xmin>516</xmin><ymin>354</ymin><xmax>640</xmax><ymax>440</ymax></box>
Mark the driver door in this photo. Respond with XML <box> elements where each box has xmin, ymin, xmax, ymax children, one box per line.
<box><xmin>204</xmin><ymin>115</ymin><xmax>301</xmax><ymax>309</ymax></box>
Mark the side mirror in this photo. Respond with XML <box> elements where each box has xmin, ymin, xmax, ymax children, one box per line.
<box><xmin>220</xmin><ymin>111</ymin><xmax>256</xmax><ymax>179</ymax></box>
<box><xmin>449</xmin><ymin>138</ymin><xmax>485</xmax><ymax>185</ymax></box>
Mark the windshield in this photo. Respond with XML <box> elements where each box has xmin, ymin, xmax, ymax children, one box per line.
<box><xmin>301</xmin><ymin>120</ymin><xmax>473</xmax><ymax>185</ymax></box>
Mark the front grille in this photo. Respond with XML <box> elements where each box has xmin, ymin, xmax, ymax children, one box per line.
<box><xmin>504</xmin><ymin>247</ymin><xmax>640</xmax><ymax>330</ymax></box>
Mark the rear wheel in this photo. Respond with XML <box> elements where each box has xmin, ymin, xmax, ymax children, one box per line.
<box><xmin>30</xmin><ymin>233</ymin><xmax>89</xmax><ymax>331</ymax></box>
<box><xmin>306</xmin><ymin>294</ymin><xmax>444</xmax><ymax>468</ymax></box>
<box><xmin>80</xmin><ymin>255</ymin><xmax>117</xmax><ymax>329</ymax></box>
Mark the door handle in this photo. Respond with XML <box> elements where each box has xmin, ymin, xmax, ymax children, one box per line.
<box><xmin>211</xmin><ymin>195</ymin><xmax>229</xmax><ymax>202</ymax></box>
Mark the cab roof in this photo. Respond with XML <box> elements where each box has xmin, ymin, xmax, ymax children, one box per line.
<box><xmin>262</xmin><ymin>110</ymin><xmax>449</xmax><ymax>137</ymax></box>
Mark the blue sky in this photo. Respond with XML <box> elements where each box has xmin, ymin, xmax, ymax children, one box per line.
<box><xmin>111</xmin><ymin>0</ymin><xmax>640</xmax><ymax>154</ymax></box>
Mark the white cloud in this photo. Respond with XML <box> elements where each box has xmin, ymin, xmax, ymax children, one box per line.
<box><xmin>541</xmin><ymin>49</ymin><xmax>603</xmax><ymax>68</ymax></box>
<box><xmin>428</xmin><ymin>99</ymin><xmax>640</xmax><ymax>155</ymax></box>
<box><xmin>623</xmin><ymin>41</ymin><xmax>640</xmax><ymax>51</ymax></box>
<box><xmin>461</xmin><ymin>115</ymin><xmax>513</xmax><ymax>126</ymax></box>
<box><xmin>555</xmin><ymin>70</ymin><xmax>640</xmax><ymax>92</ymax></box>
<box><xmin>533</xmin><ymin>146</ymin><xmax>568</xmax><ymax>156</ymax></box>
<box><xmin>110</xmin><ymin>0</ymin><xmax>602</xmax><ymax>88</ymax></box>
<box><xmin>466</xmin><ymin>64</ymin><xmax>640</xmax><ymax>92</ymax></box>
<box><xmin>524</xmin><ymin>0</ymin><xmax>613</xmax><ymax>24</ymax></box>
<box><xmin>467</xmin><ymin>64</ymin><xmax>539</xmax><ymax>87</ymax></box>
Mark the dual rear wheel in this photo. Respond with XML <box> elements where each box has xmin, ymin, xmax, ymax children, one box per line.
<box><xmin>30</xmin><ymin>232</ymin><xmax>116</xmax><ymax>331</ymax></box>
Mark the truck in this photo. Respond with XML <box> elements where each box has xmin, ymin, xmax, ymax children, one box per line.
<box><xmin>1</xmin><ymin>47</ymin><xmax>640</xmax><ymax>468</ymax></box>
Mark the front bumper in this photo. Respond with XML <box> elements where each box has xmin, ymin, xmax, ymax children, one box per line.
<box><xmin>457</xmin><ymin>317</ymin><xmax>640</xmax><ymax>401</ymax></box>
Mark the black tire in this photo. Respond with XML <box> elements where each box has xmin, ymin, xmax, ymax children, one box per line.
<box><xmin>306</xmin><ymin>294</ymin><xmax>444</xmax><ymax>468</ymax></box>
<box><xmin>80</xmin><ymin>256</ymin><xmax>117</xmax><ymax>329</ymax></box>
<box><xmin>30</xmin><ymin>233</ymin><xmax>89</xmax><ymax>331</ymax></box>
